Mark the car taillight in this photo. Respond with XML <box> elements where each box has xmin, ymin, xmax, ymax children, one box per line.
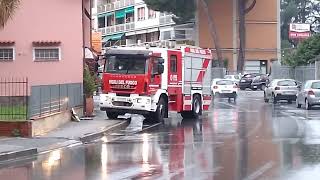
<box><xmin>275</xmin><ymin>87</ymin><xmax>280</xmax><ymax>90</ymax></box>
<box><xmin>308</xmin><ymin>90</ymin><xmax>315</xmax><ymax>96</ymax></box>
<box><xmin>213</xmin><ymin>86</ymin><xmax>218</xmax><ymax>89</ymax></box>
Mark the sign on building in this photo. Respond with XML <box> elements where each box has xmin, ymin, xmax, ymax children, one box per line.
<box><xmin>289</xmin><ymin>23</ymin><xmax>311</xmax><ymax>39</ymax></box>
<box><xmin>92</xmin><ymin>32</ymin><xmax>102</xmax><ymax>53</ymax></box>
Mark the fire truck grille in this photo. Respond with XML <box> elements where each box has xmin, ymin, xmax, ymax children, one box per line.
<box><xmin>112</xmin><ymin>101</ymin><xmax>133</xmax><ymax>107</ymax></box>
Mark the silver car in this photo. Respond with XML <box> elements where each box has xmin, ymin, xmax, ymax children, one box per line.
<box><xmin>296</xmin><ymin>80</ymin><xmax>320</xmax><ymax>110</ymax></box>
<box><xmin>264</xmin><ymin>79</ymin><xmax>299</xmax><ymax>104</ymax></box>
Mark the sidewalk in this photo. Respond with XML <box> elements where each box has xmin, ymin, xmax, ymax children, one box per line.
<box><xmin>0</xmin><ymin>97</ymin><xmax>129</xmax><ymax>163</ymax></box>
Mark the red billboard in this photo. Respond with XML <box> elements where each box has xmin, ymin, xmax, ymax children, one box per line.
<box><xmin>289</xmin><ymin>23</ymin><xmax>311</xmax><ymax>39</ymax></box>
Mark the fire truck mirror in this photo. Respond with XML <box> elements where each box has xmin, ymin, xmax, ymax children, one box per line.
<box><xmin>152</xmin><ymin>63</ymin><xmax>164</xmax><ymax>76</ymax></box>
<box><xmin>158</xmin><ymin>64</ymin><xmax>164</xmax><ymax>74</ymax></box>
<box><xmin>158</xmin><ymin>58</ymin><xmax>164</xmax><ymax>64</ymax></box>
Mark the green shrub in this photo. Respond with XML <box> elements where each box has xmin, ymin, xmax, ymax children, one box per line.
<box><xmin>83</xmin><ymin>67</ymin><xmax>97</xmax><ymax>97</ymax></box>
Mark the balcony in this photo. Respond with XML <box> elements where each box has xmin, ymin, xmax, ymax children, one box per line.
<box><xmin>97</xmin><ymin>0</ymin><xmax>134</xmax><ymax>14</ymax></box>
<box><xmin>159</xmin><ymin>15</ymin><xmax>174</xmax><ymax>25</ymax></box>
<box><xmin>98</xmin><ymin>22</ymin><xmax>135</xmax><ymax>36</ymax></box>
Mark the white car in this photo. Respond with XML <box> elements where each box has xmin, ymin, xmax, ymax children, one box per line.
<box><xmin>211</xmin><ymin>79</ymin><xmax>238</xmax><ymax>101</ymax></box>
<box><xmin>224</xmin><ymin>74</ymin><xmax>241</xmax><ymax>85</ymax></box>
<box><xmin>264</xmin><ymin>79</ymin><xmax>299</xmax><ymax>104</ymax></box>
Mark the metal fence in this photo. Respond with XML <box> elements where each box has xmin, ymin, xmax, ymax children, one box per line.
<box><xmin>0</xmin><ymin>78</ymin><xmax>28</xmax><ymax>120</ymax></box>
<box><xmin>270</xmin><ymin>62</ymin><xmax>316</xmax><ymax>82</ymax></box>
<box><xmin>212</xmin><ymin>68</ymin><xmax>226</xmax><ymax>79</ymax></box>
<box><xmin>28</xmin><ymin>83</ymin><xmax>83</xmax><ymax>119</ymax></box>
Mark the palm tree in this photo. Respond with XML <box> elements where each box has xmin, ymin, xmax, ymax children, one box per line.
<box><xmin>0</xmin><ymin>0</ymin><xmax>20</xmax><ymax>29</ymax></box>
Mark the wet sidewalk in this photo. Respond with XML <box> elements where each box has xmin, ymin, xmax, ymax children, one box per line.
<box><xmin>0</xmin><ymin>100</ymin><xmax>129</xmax><ymax>162</ymax></box>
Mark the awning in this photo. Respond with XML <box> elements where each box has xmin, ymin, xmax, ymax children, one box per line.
<box><xmin>103</xmin><ymin>33</ymin><xmax>124</xmax><ymax>42</ymax></box>
<box><xmin>98</xmin><ymin>12</ymin><xmax>114</xmax><ymax>18</ymax></box>
<box><xmin>32</xmin><ymin>41</ymin><xmax>61</xmax><ymax>46</ymax></box>
<box><xmin>125</xmin><ymin>6</ymin><xmax>134</xmax><ymax>13</ymax></box>
<box><xmin>115</xmin><ymin>9</ymin><xmax>125</xmax><ymax>18</ymax></box>
<box><xmin>0</xmin><ymin>41</ymin><xmax>15</xmax><ymax>46</ymax></box>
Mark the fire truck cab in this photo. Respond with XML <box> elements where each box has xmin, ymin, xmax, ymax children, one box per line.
<box><xmin>99</xmin><ymin>46</ymin><xmax>212</xmax><ymax>122</ymax></box>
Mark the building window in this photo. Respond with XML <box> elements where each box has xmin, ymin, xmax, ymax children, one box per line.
<box><xmin>98</xmin><ymin>16</ymin><xmax>106</xmax><ymax>28</ymax></box>
<box><xmin>137</xmin><ymin>7</ymin><xmax>145</xmax><ymax>21</ymax></box>
<box><xmin>0</xmin><ymin>48</ymin><xmax>14</xmax><ymax>61</ymax></box>
<box><xmin>33</xmin><ymin>47</ymin><xmax>60</xmax><ymax>61</ymax></box>
<box><xmin>148</xmin><ymin>9</ymin><xmax>156</xmax><ymax>19</ymax></box>
<box><xmin>126</xmin><ymin>12</ymin><xmax>134</xmax><ymax>23</ymax></box>
<box><xmin>107</xmin><ymin>15</ymin><xmax>115</xmax><ymax>26</ymax></box>
<box><xmin>170</xmin><ymin>55</ymin><xmax>177</xmax><ymax>73</ymax></box>
<box><xmin>175</xmin><ymin>30</ymin><xmax>186</xmax><ymax>39</ymax></box>
<box><xmin>162</xmin><ymin>31</ymin><xmax>172</xmax><ymax>40</ymax></box>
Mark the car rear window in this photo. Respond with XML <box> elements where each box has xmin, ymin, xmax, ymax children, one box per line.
<box><xmin>311</xmin><ymin>82</ymin><xmax>320</xmax><ymax>89</ymax></box>
<box><xmin>277</xmin><ymin>80</ymin><xmax>296</xmax><ymax>86</ymax></box>
<box><xmin>217</xmin><ymin>80</ymin><xmax>234</xmax><ymax>85</ymax></box>
<box><xmin>224</xmin><ymin>76</ymin><xmax>232</xmax><ymax>79</ymax></box>
<box><xmin>243</xmin><ymin>74</ymin><xmax>253</xmax><ymax>78</ymax></box>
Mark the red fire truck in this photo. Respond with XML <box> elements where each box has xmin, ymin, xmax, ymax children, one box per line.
<box><xmin>99</xmin><ymin>46</ymin><xmax>212</xmax><ymax>122</ymax></box>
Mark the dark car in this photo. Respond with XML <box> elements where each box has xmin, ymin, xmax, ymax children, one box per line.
<box><xmin>250</xmin><ymin>74</ymin><xmax>270</xmax><ymax>90</ymax></box>
<box><xmin>239</xmin><ymin>73</ymin><xmax>261</xmax><ymax>90</ymax></box>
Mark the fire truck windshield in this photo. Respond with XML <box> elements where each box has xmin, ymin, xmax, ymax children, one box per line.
<box><xmin>105</xmin><ymin>55</ymin><xmax>147</xmax><ymax>74</ymax></box>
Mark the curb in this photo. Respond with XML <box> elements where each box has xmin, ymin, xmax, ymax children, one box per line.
<box><xmin>38</xmin><ymin>140</ymin><xmax>82</xmax><ymax>154</ymax></box>
<box><xmin>0</xmin><ymin>148</ymin><xmax>37</xmax><ymax>162</ymax></box>
<box><xmin>79</xmin><ymin>120</ymin><xmax>129</xmax><ymax>143</ymax></box>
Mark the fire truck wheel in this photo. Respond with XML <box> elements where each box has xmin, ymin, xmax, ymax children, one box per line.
<box><xmin>181</xmin><ymin>95</ymin><xmax>202</xmax><ymax>119</ymax></box>
<box><xmin>106</xmin><ymin>112</ymin><xmax>120</xmax><ymax>119</ymax></box>
<box><xmin>152</xmin><ymin>97</ymin><xmax>166</xmax><ymax>123</ymax></box>
<box><xmin>192</xmin><ymin>95</ymin><xmax>202</xmax><ymax>119</ymax></box>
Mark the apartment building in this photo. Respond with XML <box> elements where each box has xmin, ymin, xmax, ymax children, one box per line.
<box><xmin>95</xmin><ymin>0</ymin><xmax>194</xmax><ymax>47</ymax></box>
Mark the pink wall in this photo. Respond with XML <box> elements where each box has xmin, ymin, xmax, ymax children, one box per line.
<box><xmin>0</xmin><ymin>0</ymin><xmax>86</xmax><ymax>87</ymax></box>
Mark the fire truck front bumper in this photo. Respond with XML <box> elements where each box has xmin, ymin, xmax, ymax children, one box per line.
<box><xmin>99</xmin><ymin>94</ymin><xmax>154</xmax><ymax>113</ymax></box>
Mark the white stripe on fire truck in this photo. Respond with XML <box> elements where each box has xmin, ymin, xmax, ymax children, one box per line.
<box><xmin>149</xmin><ymin>85</ymin><xmax>160</xmax><ymax>87</ymax></box>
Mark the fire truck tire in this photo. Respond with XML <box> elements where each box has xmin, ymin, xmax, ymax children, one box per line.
<box><xmin>106</xmin><ymin>112</ymin><xmax>121</xmax><ymax>119</ymax></box>
<box><xmin>151</xmin><ymin>97</ymin><xmax>167</xmax><ymax>123</ymax></box>
<box><xmin>191</xmin><ymin>95</ymin><xmax>202</xmax><ymax>118</ymax></box>
<box><xmin>181</xmin><ymin>95</ymin><xmax>202</xmax><ymax>119</ymax></box>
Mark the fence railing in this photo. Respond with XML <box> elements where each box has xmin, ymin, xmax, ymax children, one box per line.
<box><xmin>0</xmin><ymin>77</ymin><xmax>28</xmax><ymax>120</ymax></box>
<box><xmin>270</xmin><ymin>62</ymin><xmax>317</xmax><ymax>82</ymax></box>
<box><xmin>29</xmin><ymin>83</ymin><xmax>83</xmax><ymax>119</ymax></box>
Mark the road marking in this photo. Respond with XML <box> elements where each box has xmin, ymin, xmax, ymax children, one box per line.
<box><xmin>244</xmin><ymin>161</ymin><xmax>274</xmax><ymax>180</ymax></box>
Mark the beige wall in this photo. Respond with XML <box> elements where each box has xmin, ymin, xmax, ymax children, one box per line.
<box><xmin>198</xmin><ymin>0</ymin><xmax>278</xmax><ymax>71</ymax></box>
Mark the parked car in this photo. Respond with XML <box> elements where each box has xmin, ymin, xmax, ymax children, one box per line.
<box><xmin>264</xmin><ymin>79</ymin><xmax>299</xmax><ymax>104</ymax></box>
<box><xmin>250</xmin><ymin>74</ymin><xmax>270</xmax><ymax>90</ymax></box>
<box><xmin>296</xmin><ymin>80</ymin><xmax>320</xmax><ymax>110</ymax></box>
<box><xmin>211</xmin><ymin>79</ymin><xmax>238</xmax><ymax>102</ymax></box>
<box><xmin>239</xmin><ymin>73</ymin><xmax>261</xmax><ymax>90</ymax></box>
<box><xmin>224</xmin><ymin>74</ymin><xmax>241</xmax><ymax>85</ymax></box>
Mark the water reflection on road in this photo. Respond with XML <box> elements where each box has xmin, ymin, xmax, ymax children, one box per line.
<box><xmin>1</xmin><ymin>92</ymin><xmax>320</xmax><ymax>179</ymax></box>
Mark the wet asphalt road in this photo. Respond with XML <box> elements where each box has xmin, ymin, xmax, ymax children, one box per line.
<box><xmin>1</xmin><ymin>91</ymin><xmax>320</xmax><ymax>180</ymax></box>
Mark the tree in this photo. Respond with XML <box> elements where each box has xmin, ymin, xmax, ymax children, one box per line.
<box><xmin>144</xmin><ymin>0</ymin><xmax>256</xmax><ymax>72</ymax></box>
<box><xmin>281</xmin><ymin>0</ymin><xmax>320</xmax><ymax>47</ymax></box>
<box><xmin>283</xmin><ymin>34</ymin><xmax>320</xmax><ymax>66</ymax></box>
<box><xmin>0</xmin><ymin>0</ymin><xmax>20</xmax><ymax>29</ymax></box>
<box><xmin>237</xmin><ymin>0</ymin><xmax>256</xmax><ymax>73</ymax></box>
<box><xmin>144</xmin><ymin>0</ymin><xmax>223</xmax><ymax>66</ymax></box>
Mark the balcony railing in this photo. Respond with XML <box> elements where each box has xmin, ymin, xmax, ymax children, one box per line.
<box><xmin>97</xmin><ymin>0</ymin><xmax>134</xmax><ymax>14</ymax></box>
<box><xmin>98</xmin><ymin>22</ymin><xmax>135</xmax><ymax>36</ymax></box>
<box><xmin>159</xmin><ymin>15</ymin><xmax>174</xmax><ymax>25</ymax></box>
